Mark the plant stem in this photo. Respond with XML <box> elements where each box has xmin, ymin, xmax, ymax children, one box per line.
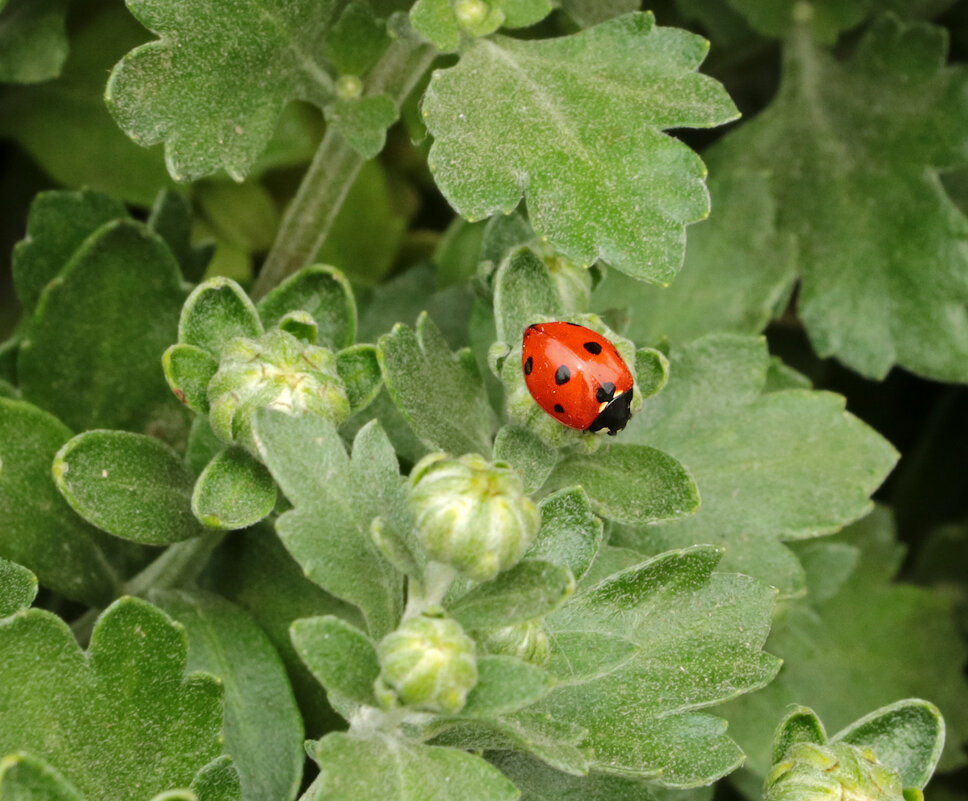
<box><xmin>252</xmin><ymin>35</ymin><xmax>437</xmax><ymax>300</ymax></box>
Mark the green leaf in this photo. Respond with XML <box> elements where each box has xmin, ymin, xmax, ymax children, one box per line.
<box><xmin>325</xmin><ymin>1</ymin><xmax>389</xmax><ymax>77</ymax></box>
<box><xmin>526</xmin><ymin>487</ymin><xmax>602</xmax><ymax>582</ymax></box>
<box><xmin>723</xmin><ymin>509</ymin><xmax>968</xmax><ymax>778</ymax></box>
<box><xmin>771</xmin><ymin>707</ymin><xmax>828</xmax><ymax>764</ymax></box>
<box><xmin>832</xmin><ymin>700</ymin><xmax>944</xmax><ymax>790</ymax></box>
<box><xmin>493</xmin><ymin>248</ymin><xmax>562</xmax><ymax>346</ymax></box>
<box><xmin>617</xmin><ymin>335</ymin><xmax>899</xmax><ymax>596</ymax></box>
<box><xmin>106</xmin><ymin>0</ymin><xmax>338</xmax><ymax>182</ymax></box>
<box><xmin>180</xmin><ymin>277</ymin><xmax>264</xmax><ymax>359</ymax></box>
<box><xmin>0</xmin><ymin>595</ymin><xmax>232</xmax><ymax>801</ymax></box>
<box><xmin>53</xmin><ymin>430</ymin><xmax>206</xmax><ymax>545</ymax></box>
<box><xmin>559</xmin><ymin>0</ymin><xmax>641</xmax><ymax>27</ymax></box>
<box><xmin>491</xmin><ymin>751</ymin><xmax>659</xmax><ymax>801</ymax></box>
<box><xmin>324</xmin><ymin>93</ymin><xmax>398</xmax><ymax>159</ymax></box>
<box><xmin>410</xmin><ymin>0</ymin><xmax>462</xmax><ymax>51</ymax></box>
<box><xmin>257</xmin><ymin>265</ymin><xmax>356</xmax><ymax>350</ymax></box>
<box><xmin>164</xmin><ymin>343</ymin><xmax>220</xmax><ymax>414</ymax></box>
<box><xmin>309</xmin><ymin>732</ymin><xmax>519</xmax><ymax>801</ymax></box>
<box><xmin>0</xmin><ymin>398</ymin><xmax>118</xmax><ymax>605</ymax></box>
<box><xmin>191</xmin><ymin>447</ymin><xmax>277</xmax><ymax>530</ymax></box>
<box><xmin>149</xmin><ymin>190</ymin><xmax>214</xmax><ymax>284</ymax></box>
<box><xmin>195</xmin><ymin>181</ymin><xmax>280</xmax><ymax>254</ymax></box>
<box><xmin>548</xmin><ymin>444</ymin><xmax>699</xmax><ymax>526</ymax></box>
<box><xmin>535</xmin><ymin>545</ymin><xmax>781</xmax><ymax>785</ymax></box>
<box><xmin>12</xmin><ymin>189</ymin><xmax>127</xmax><ymax>314</ymax></box>
<box><xmin>422</xmin><ymin>12</ymin><xmax>739</xmax><ymax>283</ymax></box>
<box><xmin>727</xmin><ymin>0</ymin><xmax>868</xmax><ymax>44</ymax></box>
<box><xmin>186</xmin><ymin>757</ymin><xmax>243</xmax><ymax>801</ymax></box>
<box><xmin>492</xmin><ymin>425</ymin><xmax>558</xmax><ymax>494</ymax></box>
<box><xmin>337</xmin><ymin>344</ymin><xmax>383</xmax><ymax>414</ymax></box>
<box><xmin>18</xmin><ymin>219</ymin><xmax>188</xmax><ymax>434</ymax></box>
<box><xmin>634</xmin><ymin>348</ymin><xmax>670</xmax><ymax>400</ymax></box>
<box><xmin>460</xmin><ymin>655</ymin><xmax>555</xmax><ymax>718</ymax></box>
<box><xmin>710</xmin><ymin>16</ymin><xmax>968</xmax><ymax>381</ymax></box>
<box><xmin>0</xmin><ymin>0</ymin><xmax>68</xmax><ymax>84</ymax></box>
<box><xmin>0</xmin><ymin>557</ymin><xmax>38</xmax><ymax>617</ymax></box>
<box><xmin>545</xmin><ymin>631</ymin><xmax>639</xmax><ymax>685</ymax></box>
<box><xmin>290</xmin><ymin>615</ymin><xmax>380</xmax><ymax>709</ymax></box>
<box><xmin>254</xmin><ymin>413</ymin><xmax>405</xmax><ymax>638</ymax></box>
<box><xmin>378</xmin><ymin>312</ymin><xmax>496</xmax><ymax>455</ymax></box>
<box><xmin>151</xmin><ymin>589</ymin><xmax>304</xmax><ymax>801</ymax></box>
<box><xmin>793</xmin><ymin>541</ymin><xmax>859</xmax><ymax>602</ymax></box>
<box><xmin>0</xmin><ymin>753</ymin><xmax>83</xmax><ymax>801</ymax></box>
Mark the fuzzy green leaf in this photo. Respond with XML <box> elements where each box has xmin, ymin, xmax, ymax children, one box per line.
<box><xmin>290</xmin><ymin>615</ymin><xmax>380</xmax><ymax>710</ymax></box>
<box><xmin>0</xmin><ymin>753</ymin><xmax>82</xmax><ymax>801</ymax></box>
<box><xmin>254</xmin><ymin>412</ymin><xmax>405</xmax><ymax>638</ymax></box>
<box><xmin>0</xmin><ymin>398</ymin><xmax>117</xmax><ymax>605</ymax></box>
<box><xmin>771</xmin><ymin>707</ymin><xmax>828</xmax><ymax>764</ymax></box>
<box><xmin>494</xmin><ymin>248</ymin><xmax>562</xmax><ymax>346</ymax></box>
<box><xmin>534</xmin><ymin>545</ymin><xmax>781</xmax><ymax>785</ymax></box>
<box><xmin>191</xmin><ymin>447</ymin><xmax>277</xmax><ymax>530</ymax></box>
<box><xmin>526</xmin><ymin>487</ymin><xmax>602</xmax><ymax>582</ymax></box>
<box><xmin>12</xmin><ymin>189</ymin><xmax>127</xmax><ymax>314</ymax></box>
<box><xmin>460</xmin><ymin>655</ymin><xmax>555</xmax><ymax>718</ymax></box>
<box><xmin>180</xmin><ymin>277</ymin><xmax>264</xmax><ymax>359</ymax></box>
<box><xmin>148</xmin><ymin>190</ymin><xmax>214</xmax><ymax>284</ymax></box>
<box><xmin>723</xmin><ymin>509</ymin><xmax>968</xmax><ymax>778</ymax></box>
<box><xmin>257</xmin><ymin>265</ymin><xmax>356</xmax><ymax>350</ymax></box>
<box><xmin>491</xmin><ymin>751</ymin><xmax>659</xmax><ymax>801</ymax></box>
<box><xmin>337</xmin><ymin>344</ymin><xmax>382</xmax><ymax>414</ymax></box>
<box><xmin>422</xmin><ymin>12</ymin><xmax>739</xmax><ymax>283</ymax></box>
<box><xmin>559</xmin><ymin>0</ymin><xmax>641</xmax><ymax>27</ymax></box>
<box><xmin>450</xmin><ymin>560</ymin><xmax>575</xmax><ymax>630</ymax></box>
<box><xmin>53</xmin><ymin>430</ymin><xmax>206</xmax><ymax>544</ymax></box>
<box><xmin>325</xmin><ymin>1</ymin><xmax>389</xmax><ymax>77</ymax></box>
<box><xmin>0</xmin><ymin>0</ymin><xmax>68</xmax><ymax>84</ymax></box>
<box><xmin>0</xmin><ymin>557</ymin><xmax>38</xmax><ymax>617</ymax></box>
<box><xmin>492</xmin><ymin>425</ymin><xmax>558</xmax><ymax>494</ymax></box>
<box><xmin>711</xmin><ymin>16</ymin><xmax>968</xmax><ymax>381</ymax></box>
<box><xmin>309</xmin><ymin>732</ymin><xmax>519</xmax><ymax>801</ymax></box>
<box><xmin>18</xmin><ymin>219</ymin><xmax>187</xmax><ymax>434</ymax></box>
<box><xmin>106</xmin><ymin>0</ymin><xmax>338</xmax><ymax>182</ymax></box>
<box><xmin>548</xmin><ymin>445</ymin><xmax>699</xmax><ymax>526</ymax></box>
<box><xmin>378</xmin><ymin>312</ymin><xmax>496</xmax><ymax>456</ymax></box>
<box><xmin>164</xmin><ymin>344</ymin><xmax>220</xmax><ymax>415</ymax></box>
<box><xmin>618</xmin><ymin>335</ymin><xmax>899</xmax><ymax>596</ymax></box>
<box><xmin>186</xmin><ymin>757</ymin><xmax>243</xmax><ymax>801</ymax></box>
<box><xmin>544</xmin><ymin>631</ymin><xmax>639</xmax><ymax>685</ymax></box>
<box><xmin>324</xmin><ymin>94</ymin><xmax>398</xmax><ymax>159</ymax></box>
<box><xmin>151</xmin><ymin>590</ymin><xmax>304</xmax><ymax>801</ymax></box>
<box><xmin>0</xmin><ymin>595</ymin><xmax>234</xmax><ymax>801</ymax></box>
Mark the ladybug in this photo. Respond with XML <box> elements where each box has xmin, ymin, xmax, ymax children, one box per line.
<box><xmin>522</xmin><ymin>322</ymin><xmax>634</xmax><ymax>435</ymax></box>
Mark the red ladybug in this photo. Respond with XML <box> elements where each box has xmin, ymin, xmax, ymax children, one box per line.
<box><xmin>522</xmin><ymin>322</ymin><xmax>634</xmax><ymax>435</ymax></box>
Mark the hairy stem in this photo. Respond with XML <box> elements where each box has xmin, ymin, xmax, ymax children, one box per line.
<box><xmin>252</xmin><ymin>35</ymin><xmax>437</xmax><ymax>299</ymax></box>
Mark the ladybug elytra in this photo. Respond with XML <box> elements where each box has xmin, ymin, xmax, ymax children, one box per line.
<box><xmin>522</xmin><ymin>322</ymin><xmax>634</xmax><ymax>435</ymax></box>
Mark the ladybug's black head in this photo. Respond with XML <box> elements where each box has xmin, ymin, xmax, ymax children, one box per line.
<box><xmin>587</xmin><ymin>389</ymin><xmax>633</xmax><ymax>436</ymax></box>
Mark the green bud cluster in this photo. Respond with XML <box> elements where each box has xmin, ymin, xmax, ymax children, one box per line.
<box><xmin>765</xmin><ymin>741</ymin><xmax>905</xmax><ymax>801</ymax></box>
<box><xmin>409</xmin><ymin>453</ymin><xmax>540</xmax><ymax>582</ymax></box>
<box><xmin>376</xmin><ymin>614</ymin><xmax>478</xmax><ymax>714</ymax></box>
<box><xmin>477</xmin><ymin>620</ymin><xmax>551</xmax><ymax>666</ymax></box>
<box><xmin>208</xmin><ymin>328</ymin><xmax>350</xmax><ymax>453</ymax></box>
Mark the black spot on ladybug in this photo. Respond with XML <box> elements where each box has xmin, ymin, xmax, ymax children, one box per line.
<box><xmin>555</xmin><ymin>365</ymin><xmax>571</xmax><ymax>385</ymax></box>
<box><xmin>583</xmin><ymin>341</ymin><xmax>602</xmax><ymax>355</ymax></box>
<box><xmin>596</xmin><ymin>382</ymin><xmax>615</xmax><ymax>403</ymax></box>
<box><xmin>554</xmin><ymin>403</ymin><xmax>565</xmax><ymax>413</ymax></box>
<box><xmin>524</xmin><ymin>356</ymin><xmax>533</xmax><ymax>375</ymax></box>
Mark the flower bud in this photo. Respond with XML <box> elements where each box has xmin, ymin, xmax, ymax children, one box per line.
<box><xmin>765</xmin><ymin>741</ymin><xmax>905</xmax><ymax>801</ymax></box>
<box><xmin>208</xmin><ymin>328</ymin><xmax>350</xmax><ymax>453</ymax></box>
<box><xmin>477</xmin><ymin>620</ymin><xmax>551</xmax><ymax>666</ymax></box>
<box><xmin>410</xmin><ymin>453</ymin><xmax>540</xmax><ymax>582</ymax></box>
<box><xmin>376</xmin><ymin>614</ymin><xmax>478</xmax><ymax>714</ymax></box>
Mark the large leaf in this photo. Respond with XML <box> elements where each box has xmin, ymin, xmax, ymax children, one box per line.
<box><xmin>710</xmin><ymin>15</ymin><xmax>968</xmax><ymax>381</ymax></box>
<box><xmin>0</xmin><ymin>592</ymin><xmax>237</xmax><ymax>801</ymax></box>
<box><xmin>0</xmin><ymin>398</ymin><xmax>117</xmax><ymax>605</ymax></box>
<box><xmin>106</xmin><ymin>0</ymin><xmax>338</xmax><ymax>181</ymax></box>
<box><xmin>421</xmin><ymin>12</ymin><xmax>739</xmax><ymax>283</ymax></box>
<box><xmin>617</xmin><ymin>335</ymin><xmax>898</xmax><ymax>596</ymax></box>
<box><xmin>254</xmin><ymin>412</ymin><xmax>406</xmax><ymax>638</ymax></box>
<box><xmin>0</xmin><ymin>0</ymin><xmax>69</xmax><ymax>84</ymax></box>
<box><xmin>151</xmin><ymin>590</ymin><xmax>304</xmax><ymax>801</ymax></box>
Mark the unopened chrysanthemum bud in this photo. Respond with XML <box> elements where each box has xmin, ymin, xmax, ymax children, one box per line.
<box><xmin>208</xmin><ymin>328</ymin><xmax>350</xmax><ymax>453</ymax></box>
<box><xmin>409</xmin><ymin>453</ymin><xmax>540</xmax><ymax>582</ymax></box>
<box><xmin>477</xmin><ymin>620</ymin><xmax>551</xmax><ymax>666</ymax></box>
<box><xmin>765</xmin><ymin>741</ymin><xmax>905</xmax><ymax>801</ymax></box>
<box><xmin>376</xmin><ymin>614</ymin><xmax>478</xmax><ymax>714</ymax></box>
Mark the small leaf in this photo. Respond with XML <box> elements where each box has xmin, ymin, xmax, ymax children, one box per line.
<box><xmin>290</xmin><ymin>615</ymin><xmax>380</xmax><ymax>709</ymax></box>
<box><xmin>325</xmin><ymin>1</ymin><xmax>389</xmax><ymax>77</ymax></box>
<box><xmin>324</xmin><ymin>94</ymin><xmax>399</xmax><ymax>159</ymax></box>
<box><xmin>526</xmin><ymin>487</ymin><xmax>602</xmax><ymax>582</ymax></box>
<box><xmin>545</xmin><ymin>631</ymin><xmax>639</xmax><ymax>685</ymax></box>
<box><xmin>0</xmin><ymin>753</ymin><xmax>83</xmax><ymax>801</ymax></box>
<box><xmin>548</xmin><ymin>444</ymin><xmax>699</xmax><ymax>525</ymax></box>
<box><xmin>460</xmin><ymin>655</ymin><xmax>555</xmax><ymax>718</ymax></box>
<box><xmin>53</xmin><ymin>430</ymin><xmax>206</xmax><ymax>544</ymax></box>
<box><xmin>634</xmin><ymin>348</ymin><xmax>670</xmax><ymax>400</ymax></box>
<box><xmin>148</xmin><ymin>190</ymin><xmax>213</xmax><ymax>283</ymax></box>
<box><xmin>450</xmin><ymin>560</ymin><xmax>575</xmax><ymax>630</ymax></box>
<box><xmin>163</xmin><ymin>344</ymin><xmax>219</xmax><ymax>414</ymax></box>
<box><xmin>188</xmin><ymin>757</ymin><xmax>243</xmax><ymax>801</ymax></box>
<box><xmin>191</xmin><ymin>447</ymin><xmax>277</xmax><ymax>530</ymax></box>
<box><xmin>833</xmin><ymin>700</ymin><xmax>945</xmax><ymax>790</ymax></box>
<box><xmin>410</xmin><ymin>0</ymin><xmax>461</xmax><ymax>51</ymax></box>
<box><xmin>337</xmin><ymin>344</ymin><xmax>383</xmax><ymax>414</ymax></box>
<box><xmin>493</xmin><ymin>247</ymin><xmax>562</xmax><ymax>346</ymax></box>
<box><xmin>0</xmin><ymin>557</ymin><xmax>38</xmax><ymax>617</ymax></box>
<box><xmin>0</xmin><ymin>0</ymin><xmax>69</xmax><ymax>84</ymax></box>
<box><xmin>422</xmin><ymin>12</ymin><xmax>739</xmax><ymax>283</ymax></box>
<box><xmin>257</xmin><ymin>265</ymin><xmax>357</xmax><ymax>349</ymax></box>
<box><xmin>560</xmin><ymin>0</ymin><xmax>640</xmax><ymax>27</ymax></box>
<box><xmin>378</xmin><ymin>312</ymin><xmax>496</xmax><ymax>456</ymax></box>
<box><xmin>106</xmin><ymin>0</ymin><xmax>339</xmax><ymax>182</ymax></box>
<box><xmin>772</xmin><ymin>707</ymin><xmax>828</xmax><ymax>764</ymax></box>
<box><xmin>492</xmin><ymin>424</ymin><xmax>558</xmax><ymax>494</ymax></box>
<box><xmin>179</xmin><ymin>277</ymin><xmax>264</xmax><ymax>358</ymax></box>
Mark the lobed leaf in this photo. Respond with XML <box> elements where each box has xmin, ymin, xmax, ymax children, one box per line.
<box><xmin>544</xmin><ymin>631</ymin><xmax>639</xmax><ymax>686</ymax></box>
<box><xmin>460</xmin><ymin>655</ymin><xmax>555</xmax><ymax>718</ymax></box>
<box><xmin>191</xmin><ymin>447</ymin><xmax>277</xmax><ymax>530</ymax></box>
<box><xmin>257</xmin><ymin>265</ymin><xmax>357</xmax><ymax>350</ymax></box>
<box><xmin>491</xmin><ymin>751</ymin><xmax>659</xmax><ymax>801</ymax></box>
<box><xmin>323</xmin><ymin>93</ymin><xmax>398</xmax><ymax>159</ymax></box>
<box><xmin>325</xmin><ymin>1</ymin><xmax>389</xmax><ymax>77</ymax></box>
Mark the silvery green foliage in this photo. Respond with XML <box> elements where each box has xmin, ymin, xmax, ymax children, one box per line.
<box><xmin>476</xmin><ymin>620</ymin><xmax>551</xmax><ymax>666</ymax></box>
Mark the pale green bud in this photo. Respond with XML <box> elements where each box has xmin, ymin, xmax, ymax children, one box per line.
<box><xmin>765</xmin><ymin>741</ymin><xmax>905</xmax><ymax>801</ymax></box>
<box><xmin>410</xmin><ymin>453</ymin><xmax>540</xmax><ymax>582</ymax></box>
<box><xmin>376</xmin><ymin>614</ymin><xmax>478</xmax><ymax>714</ymax></box>
<box><xmin>208</xmin><ymin>328</ymin><xmax>350</xmax><ymax>453</ymax></box>
<box><xmin>477</xmin><ymin>620</ymin><xmax>551</xmax><ymax>666</ymax></box>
